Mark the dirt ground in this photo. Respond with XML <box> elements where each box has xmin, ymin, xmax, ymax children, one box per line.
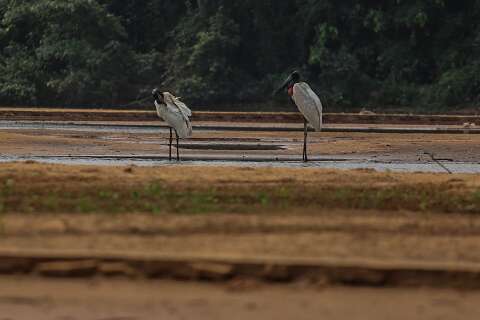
<box><xmin>0</xmin><ymin>163</ymin><xmax>479</xmax><ymax>265</ymax></box>
<box><xmin>0</xmin><ymin>126</ymin><xmax>479</xmax><ymax>163</ymax></box>
<box><xmin>1</xmin><ymin>115</ymin><xmax>480</xmax><ymax>318</ymax></box>
<box><xmin>3</xmin><ymin>210</ymin><xmax>480</xmax><ymax>265</ymax></box>
<box><xmin>2</xmin><ymin>276</ymin><xmax>480</xmax><ymax>320</ymax></box>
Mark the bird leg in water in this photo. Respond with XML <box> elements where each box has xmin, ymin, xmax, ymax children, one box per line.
<box><xmin>175</xmin><ymin>130</ymin><xmax>180</xmax><ymax>161</ymax></box>
<box><xmin>303</xmin><ymin>118</ymin><xmax>308</xmax><ymax>162</ymax></box>
<box><xmin>169</xmin><ymin>127</ymin><xmax>173</xmax><ymax>161</ymax></box>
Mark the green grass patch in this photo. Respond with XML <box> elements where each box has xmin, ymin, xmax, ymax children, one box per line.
<box><xmin>1</xmin><ymin>179</ymin><xmax>479</xmax><ymax>215</ymax></box>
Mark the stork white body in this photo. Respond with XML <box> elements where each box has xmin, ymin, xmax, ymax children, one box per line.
<box><xmin>152</xmin><ymin>90</ymin><xmax>192</xmax><ymax>161</ymax></box>
<box><xmin>292</xmin><ymin>82</ymin><xmax>323</xmax><ymax>131</ymax></box>
<box><xmin>154</xmin><ymin>92</ymin><xmax>192</xmax><ymax>139</ymax></box>
<box><xmin>275</xmin><ymin>71</ymin><xmax>323</xmax><ymax>162</ymax></box>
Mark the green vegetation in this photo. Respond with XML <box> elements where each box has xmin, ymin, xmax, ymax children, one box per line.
<box><xmin>1</xmin><ymin>179</ymin><xmax>480</xmax><ymax>215</ymax></box>
<box><xmin>1</xmin><ymin>0</ymin><xmax>479</xmax><ymax>110</ymax></box>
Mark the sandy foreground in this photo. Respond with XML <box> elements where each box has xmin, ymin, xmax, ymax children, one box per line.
<box><xmin>0</xmin><ymin>120</ymin><xmax>480</xmax><ymax>317</ymax></box>
<box><xmin>0</xmin><ymin>163</ymin><xmax>479</xmax><ymax>265</ymax></box>
<box><xmin>2</xmin><ymin>276</ymin><xmax>480</xmax><ymax>320</ymax></box>
<box><xmin>3</xmin><ymin>210</ymin><xmax>480</xmax><ymax>264</ymax></box>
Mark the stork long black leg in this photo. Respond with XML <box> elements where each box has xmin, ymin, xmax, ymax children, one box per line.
<box><xmin>175</xmin><ymin>130</ymin><xmax>180</xmax><ymax>161</ymax></box>
<box><xmin>303</xmin><ymin>118</ymin><xmax>308</xmax><ymax>162</ymax></box>
<box><xmin>169</xmin><ymin>127</ymin><xmax>173</xmax><ymax>161</ymax></box>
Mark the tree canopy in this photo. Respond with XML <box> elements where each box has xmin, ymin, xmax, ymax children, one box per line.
<box><xmin>1</xmin><ymin>0</ymin><xmax>479</xmax><ymax>110</ymax></box>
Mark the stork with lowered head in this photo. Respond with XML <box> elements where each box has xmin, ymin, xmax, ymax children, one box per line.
<box><xmin>275</xmin><ymin>71</ymin><xmax>323</xmax><ymax>162</ymax></box>
<box><xmin>152</xmin><ymin>89</ymin><xmax>193</xmax><ymax>161</ymax></box>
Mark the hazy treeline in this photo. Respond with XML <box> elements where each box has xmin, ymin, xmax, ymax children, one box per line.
<box><xmin>0</xmin><ymin>0</ymin><xmax>479</xmax><ymax>110</ymax></box>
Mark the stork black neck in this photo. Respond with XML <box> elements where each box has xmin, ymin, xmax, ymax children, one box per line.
<box><xmin>287</xmin><ymin>71</ymin><xmax>301</xmax><ymax>91</ymax></box>
<box><xmin>288</xmin><ymin>85</ymin><xmax>294</xmax><ymax>96</ymax></box>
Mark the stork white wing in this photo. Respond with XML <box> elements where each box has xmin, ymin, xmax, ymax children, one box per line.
<box><xmin>172</xmin><ymin>96</ymin><xmax>192</xmax><ymax>117</ymax></box>
<box><xmin>163</xmin><ymin>92</ymin><xmax>192</xmax><ymax>120</ymax></box>
<box><xmin>292</xmin><ymin>82</ymin><xmax>323</xmax><ymax>131</ymax></box>
<box><xmin>154</xmin><ymin>100</ymin><xmax>192</xmax><ymax>139</ymax></box>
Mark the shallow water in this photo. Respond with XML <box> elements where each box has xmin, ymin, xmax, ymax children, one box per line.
<box><xmin>1</xmin><ymin>120</ymin><xmax>478</xmax><ymax>173</ymax></box>
<box><xmin>1</xmin><ymin>155</ymin><xmax>479</xmax><ymax>173</ymax></box>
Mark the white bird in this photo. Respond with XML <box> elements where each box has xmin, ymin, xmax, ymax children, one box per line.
<box><xmin>276</xmin><ymin>71</ymin><xmax>323</xmax><ymax>162</ymax></box>
<box><xmin>152</xmin><ymin>88</ymin><xmax>193</xmax><ymax>161</ymax></box>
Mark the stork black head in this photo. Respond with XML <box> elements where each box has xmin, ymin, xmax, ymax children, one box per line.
<box><xmin>152</xmin><ymin>88</ymin><xmax>164</xmax><ymax>104</ymax></box>
<box><xmin>275</xmin><ymin>71</ymin><xmax>301</xmax><ymax>95</ymax></box>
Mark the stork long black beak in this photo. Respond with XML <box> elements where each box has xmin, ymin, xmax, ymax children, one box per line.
<box><xmin>274</xmin><ymin>74</ymin><xmax>294</xmax><ymax>96</ymax></box>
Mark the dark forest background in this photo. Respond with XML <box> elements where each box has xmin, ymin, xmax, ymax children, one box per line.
<box><xmin>0</xmin><ymin>0</ymin><xmax>479</xmax><ymax>111</ymax></box>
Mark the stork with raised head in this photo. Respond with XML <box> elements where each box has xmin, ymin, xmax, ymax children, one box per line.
<box><xmin>276</xmin><ymin>71</ymin><xmax>323</xmax><ymax>162</ymax></box>
<box><xmin>152</xmin><ymin>89</ymin><xmax>193</xmax><ymax>161</ymax></box>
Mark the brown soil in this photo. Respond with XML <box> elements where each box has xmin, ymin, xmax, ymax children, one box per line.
<box><xmin>2</xmin><ymin>210</ymin><xmax>480</xmax><ymax>265</ymax></box>
<box><xmin>0</xmin><ymin>163</ymin><xmax>479</xmax><ymax>267</ymax></box>
<box><xmin>2</xmin><ymin>277</ymin><xmax>480</xmax><ymax>320</ymax></box>
<box><xmin>0</xmin><ymin>123</ymin><xmax>480</xmax><ymax>293</ymax></box>
<box><xmin>1</xmin><ymin>127</ymin><xmax>479</xmax><ymax>162</ymax></box>
<box><xmin>3</xmin><ymin>161</ymin><xmax>480</xmax><ymax>191</ymax></box>
<box><xmin>2</xmin><ymin>113</ymin><xmax>480</xmax><ymax>316</ymax></box>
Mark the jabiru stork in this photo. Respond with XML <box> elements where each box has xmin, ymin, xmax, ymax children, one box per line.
<box><xmin>152</xmin><ymin>89</ymin><xmax>193</xmax><ymax>161</ymax></box>
<box><xmin>276</xmin><ymin>71</ymin><xmax>323</xmax><ymax>162</ymax></box>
